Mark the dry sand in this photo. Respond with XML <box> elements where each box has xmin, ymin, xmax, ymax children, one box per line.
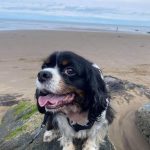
<box><xmin>0</xmin><ymin>30</ymin><xmax>150</xmax><ymax>149</ymax></box>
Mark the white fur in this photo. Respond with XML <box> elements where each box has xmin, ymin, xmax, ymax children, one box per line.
<box><xmin>43</xmin><ymin>112</ymin><xmax>108</xmax><ymax>150</ymax></box>
<box><xmin>36</xmin><ymin>67</ymin><xmax>63</xmax><ymax>94</ymax></box>
<box><xmin>92</xmin><ymin>63</ymin><xmax>104</xmax><ymax>80</ymax></box>
<box><xmin>43</xmin><ymin>130</ymin><xmax>58</xmax><ymax>142</ymax></box>
<box><xmin>50</xmin><ymin>111</ymin><xmax>108</xmax><ymax>150</ymax></box>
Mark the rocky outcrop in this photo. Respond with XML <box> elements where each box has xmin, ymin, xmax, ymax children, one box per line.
<box><xmin>136</xmin><ymin>103</ymin><xmax>150</xmax><ymax>144</ymax></box>
<box><xmin>0</xmin><ymin>76</ymin><xmax>150</xmax><ymax>150</ymax></box>
<box><xmin>0</xmin><ymin>100</ymin><xmax>115</xmax><ymax>150</ymax></box>
<box><xmin>0</xmin><ymin>93</ymin><xmax>23</xmax><ymax>106</ymax></box>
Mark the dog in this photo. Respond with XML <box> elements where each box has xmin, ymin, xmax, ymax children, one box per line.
<box><xmin>35</xmin><ymin>51</ymin><xmax>114</xmax><ymax>150</ymax></box>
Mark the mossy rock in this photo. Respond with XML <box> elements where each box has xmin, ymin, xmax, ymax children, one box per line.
<box><xmin>0</xmin><ymin>100</ymin><xmax>115</xmax><ymax>150</ymax></box>
<box><xmin>14</xmin><ymin>101</ymin><xmax>37</xmax><ymax>121</ymax></box>
<box><xmin>0</xmin><ymin>100</ymin><xmax>43</xmax><ymax>144</ymax></box>
<box><xmin>5</xmin><ymin>125</ymin><xmax>27</xmax><ymax>141</ymax></box>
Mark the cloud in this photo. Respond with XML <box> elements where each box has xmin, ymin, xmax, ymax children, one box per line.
<box><xmin>0</xmin><ymin>0</ymin><xmax>150</xmax><ymax>22</ymax></box>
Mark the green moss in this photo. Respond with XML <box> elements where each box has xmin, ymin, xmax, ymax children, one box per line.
<box><xmin>5</xmin><ymin>125</ymin><xmax>27</xmax><ymax>141</ymax></box>
<box><xmin>3</xmin><ymin>101</ymin><xmax>38</xmax><ymax>141</ymax></box>
<box><xmin>21</xmin><ymin>105</ymin><xmax>37</xmax><ymax>120</ymax></box>
<box><xmin>14</xmin><ymin>101</ymin><xmax>37</xmax><ymax>120</ymax></box>
<box><xmin>14</xmin><ymin>101</ymin><xmax>30</xmax><ymax>115</ymax></box>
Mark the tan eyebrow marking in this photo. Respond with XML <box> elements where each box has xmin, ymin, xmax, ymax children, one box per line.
<box><xmin>62</xmin><ymin>60</ymin><xmax>69</xmax><ymax>65</ymax></box>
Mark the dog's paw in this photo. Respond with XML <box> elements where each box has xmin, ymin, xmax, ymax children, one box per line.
<box><xmin>82</xmin><ymin>145</ymin><xmax>98</xmax><ymax>150</ymax></box>
<box><xmin>82</xmin><ymin>141</ymin><xmax>99</xmax><ymax>150</ymax></box>
<box><xmin>62</xmin><ymin>144</ymin><xmax>75</xmax><ymax>150</ymax></box>
<box><xmin>43</xmin><ymin>130</ymin><xmax>54</xmax><ymax>142</ymax></box>
<box><xmin>59</xmin><ymin>137</ymin><xmax>75</xmax><ymax>150</ymax></box>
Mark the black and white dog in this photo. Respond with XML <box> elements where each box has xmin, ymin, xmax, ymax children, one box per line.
<box><xmin>35</xmin><ymin>51</ymin><xmax>114</xmax><ymax>150</ymax></box>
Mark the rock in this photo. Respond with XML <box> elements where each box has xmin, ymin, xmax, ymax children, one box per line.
<box><xmin>136</xmin><ymin>103</ymin><xmax>150</xmax><ymax>144</ymax></box>
<box><xmin>104</xmin><ymin>76</ymin><xmax>125</xmax><ymax>92</ymax></box>
<box><xmin>105</xmin><ymin>76</ymin><xmax>150</xmax><ymax>99</ymax></box>
<box><xmin>144</xmin><ymin>90</ymin><xmax>150</xmax><ymax>99</ymax></box>
<box><xmin>0</xmin><ymin>101</ymin><xmax>115</xmax><ymax>150</ymax></box>
<box><xmin>0</xmin><ymin>93</ymin><xmax>23</xmax><ymax>106</ymax></box>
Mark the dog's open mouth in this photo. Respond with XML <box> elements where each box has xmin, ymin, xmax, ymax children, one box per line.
<box><xmin>38</xmin><ymin>93</ymin><xmax>75</xmax><ymax>109</ymax></box>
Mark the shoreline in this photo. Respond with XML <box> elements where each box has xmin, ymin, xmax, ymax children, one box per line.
<box><xmin>0</xmin><ymin>28</ymin><xmax>150</xmax><ymax>36</ymax></box>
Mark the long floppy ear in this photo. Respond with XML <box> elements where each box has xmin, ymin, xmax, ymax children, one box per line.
<box><xmin>86</xmin><ymin>64</ymin><xmax>108</xmax><ymax>121</ymax></box>
<box><xmin>35</xmin><ymin>89</ymin><xmax>46</xmax><ymax>114</ymax></box>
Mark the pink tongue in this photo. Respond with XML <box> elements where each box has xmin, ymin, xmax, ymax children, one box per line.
<box><xmin>38</xmin><ymin>94</ymin><xmax>74</xmax><ymax>107</ymax></box>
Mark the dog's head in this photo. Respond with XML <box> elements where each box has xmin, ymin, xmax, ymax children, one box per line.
<box><xmin>35</xmin><ymin>51</ymin><xmax>108</xmax><ymax>119</ymax></box>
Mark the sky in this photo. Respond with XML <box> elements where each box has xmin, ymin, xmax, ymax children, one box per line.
<box><xmin>0</xmin><ymin>0</ymin><xmax>150</xmax><ymax>26</ymax></box>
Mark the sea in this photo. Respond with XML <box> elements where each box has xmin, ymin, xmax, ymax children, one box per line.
<box><xmin>0</xmin><ymin>18</ymin><xmax>150</xmax><ymax>35</ymax></box>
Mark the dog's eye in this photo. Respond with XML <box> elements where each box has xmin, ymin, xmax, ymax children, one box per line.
<box><xmin>64</xmin><ymin>68</ymin><xmax>76</xmax><ymax>76</ymax></box>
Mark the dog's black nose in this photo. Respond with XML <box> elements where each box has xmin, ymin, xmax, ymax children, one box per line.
<box><xmin>38</xmin><ymin>71</ymin><xmax>52</xmax><ymax>82</ymax></box>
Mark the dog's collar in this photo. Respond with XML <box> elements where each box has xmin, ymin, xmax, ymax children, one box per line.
<box><xmin>67</xmin><ymin>98</ymin><xmax>109</xmax><ymax>132</ymax></box>
<box><xmin>67</xmin><ymin>117</ymin><xmax>95</xmax><ymax>132</ymax></box>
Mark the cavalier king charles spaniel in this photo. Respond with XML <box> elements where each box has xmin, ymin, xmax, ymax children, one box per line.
<box><xmin>35</xmin><ymin>51</ymin><xmax>114</xmax><ymax>150</ymax></box>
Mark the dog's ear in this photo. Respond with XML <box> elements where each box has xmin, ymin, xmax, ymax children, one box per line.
<box><xmin>86</xmin><ymin>64</ymin><xmax>108</xmax><ymax>120</ymax></box>
<box><xmin>35</xmin><ymin>89</ymin><xmax>46</xmax><ymax>114</ymax></box>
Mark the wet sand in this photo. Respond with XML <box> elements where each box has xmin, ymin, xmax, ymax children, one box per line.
<box><xmin>109</xmin><ymin>92</ymin><xmax>150</xmax><ymax>150</ymax></box>
<box><xmin>0</xmin><ymin>30</ymin><xmax>150</xmax><ymax>149</ymax></box>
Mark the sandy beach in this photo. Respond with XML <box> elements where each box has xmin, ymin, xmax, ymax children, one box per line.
<box><xmin>0</xmin><ymin>30</ymin><xmax>150</xmax><ymax>150</ymax></box>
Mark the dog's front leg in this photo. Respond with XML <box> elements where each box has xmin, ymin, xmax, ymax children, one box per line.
<box><xmin>59</xmin><ymin>136</ymin><xmax>75</xmax><ymax>150</ymax></box>
<box><xmin>55</xmin><ymin>113</ymin><xmax>75</xmax><ymax>150</ymax></box>
<box><xmin>83</xmin><ymin>123</ymin><xmax>107</xmax><ymax>150</ymax></box>
<box><xmin>82</xmin><ymin>137</ymin><xmax>99</xmax><ymax>150</ymax></box>
<box><xmin>43</xmin><ymin>130</ymin><xmax>58</xmax><ymax>142</ymax></box>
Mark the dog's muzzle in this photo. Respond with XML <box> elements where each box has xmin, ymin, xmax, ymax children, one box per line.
<box><xmin>38</xmin><ymin>71</ymin><xmax>52</xmax><ymax>83</ymax></box>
